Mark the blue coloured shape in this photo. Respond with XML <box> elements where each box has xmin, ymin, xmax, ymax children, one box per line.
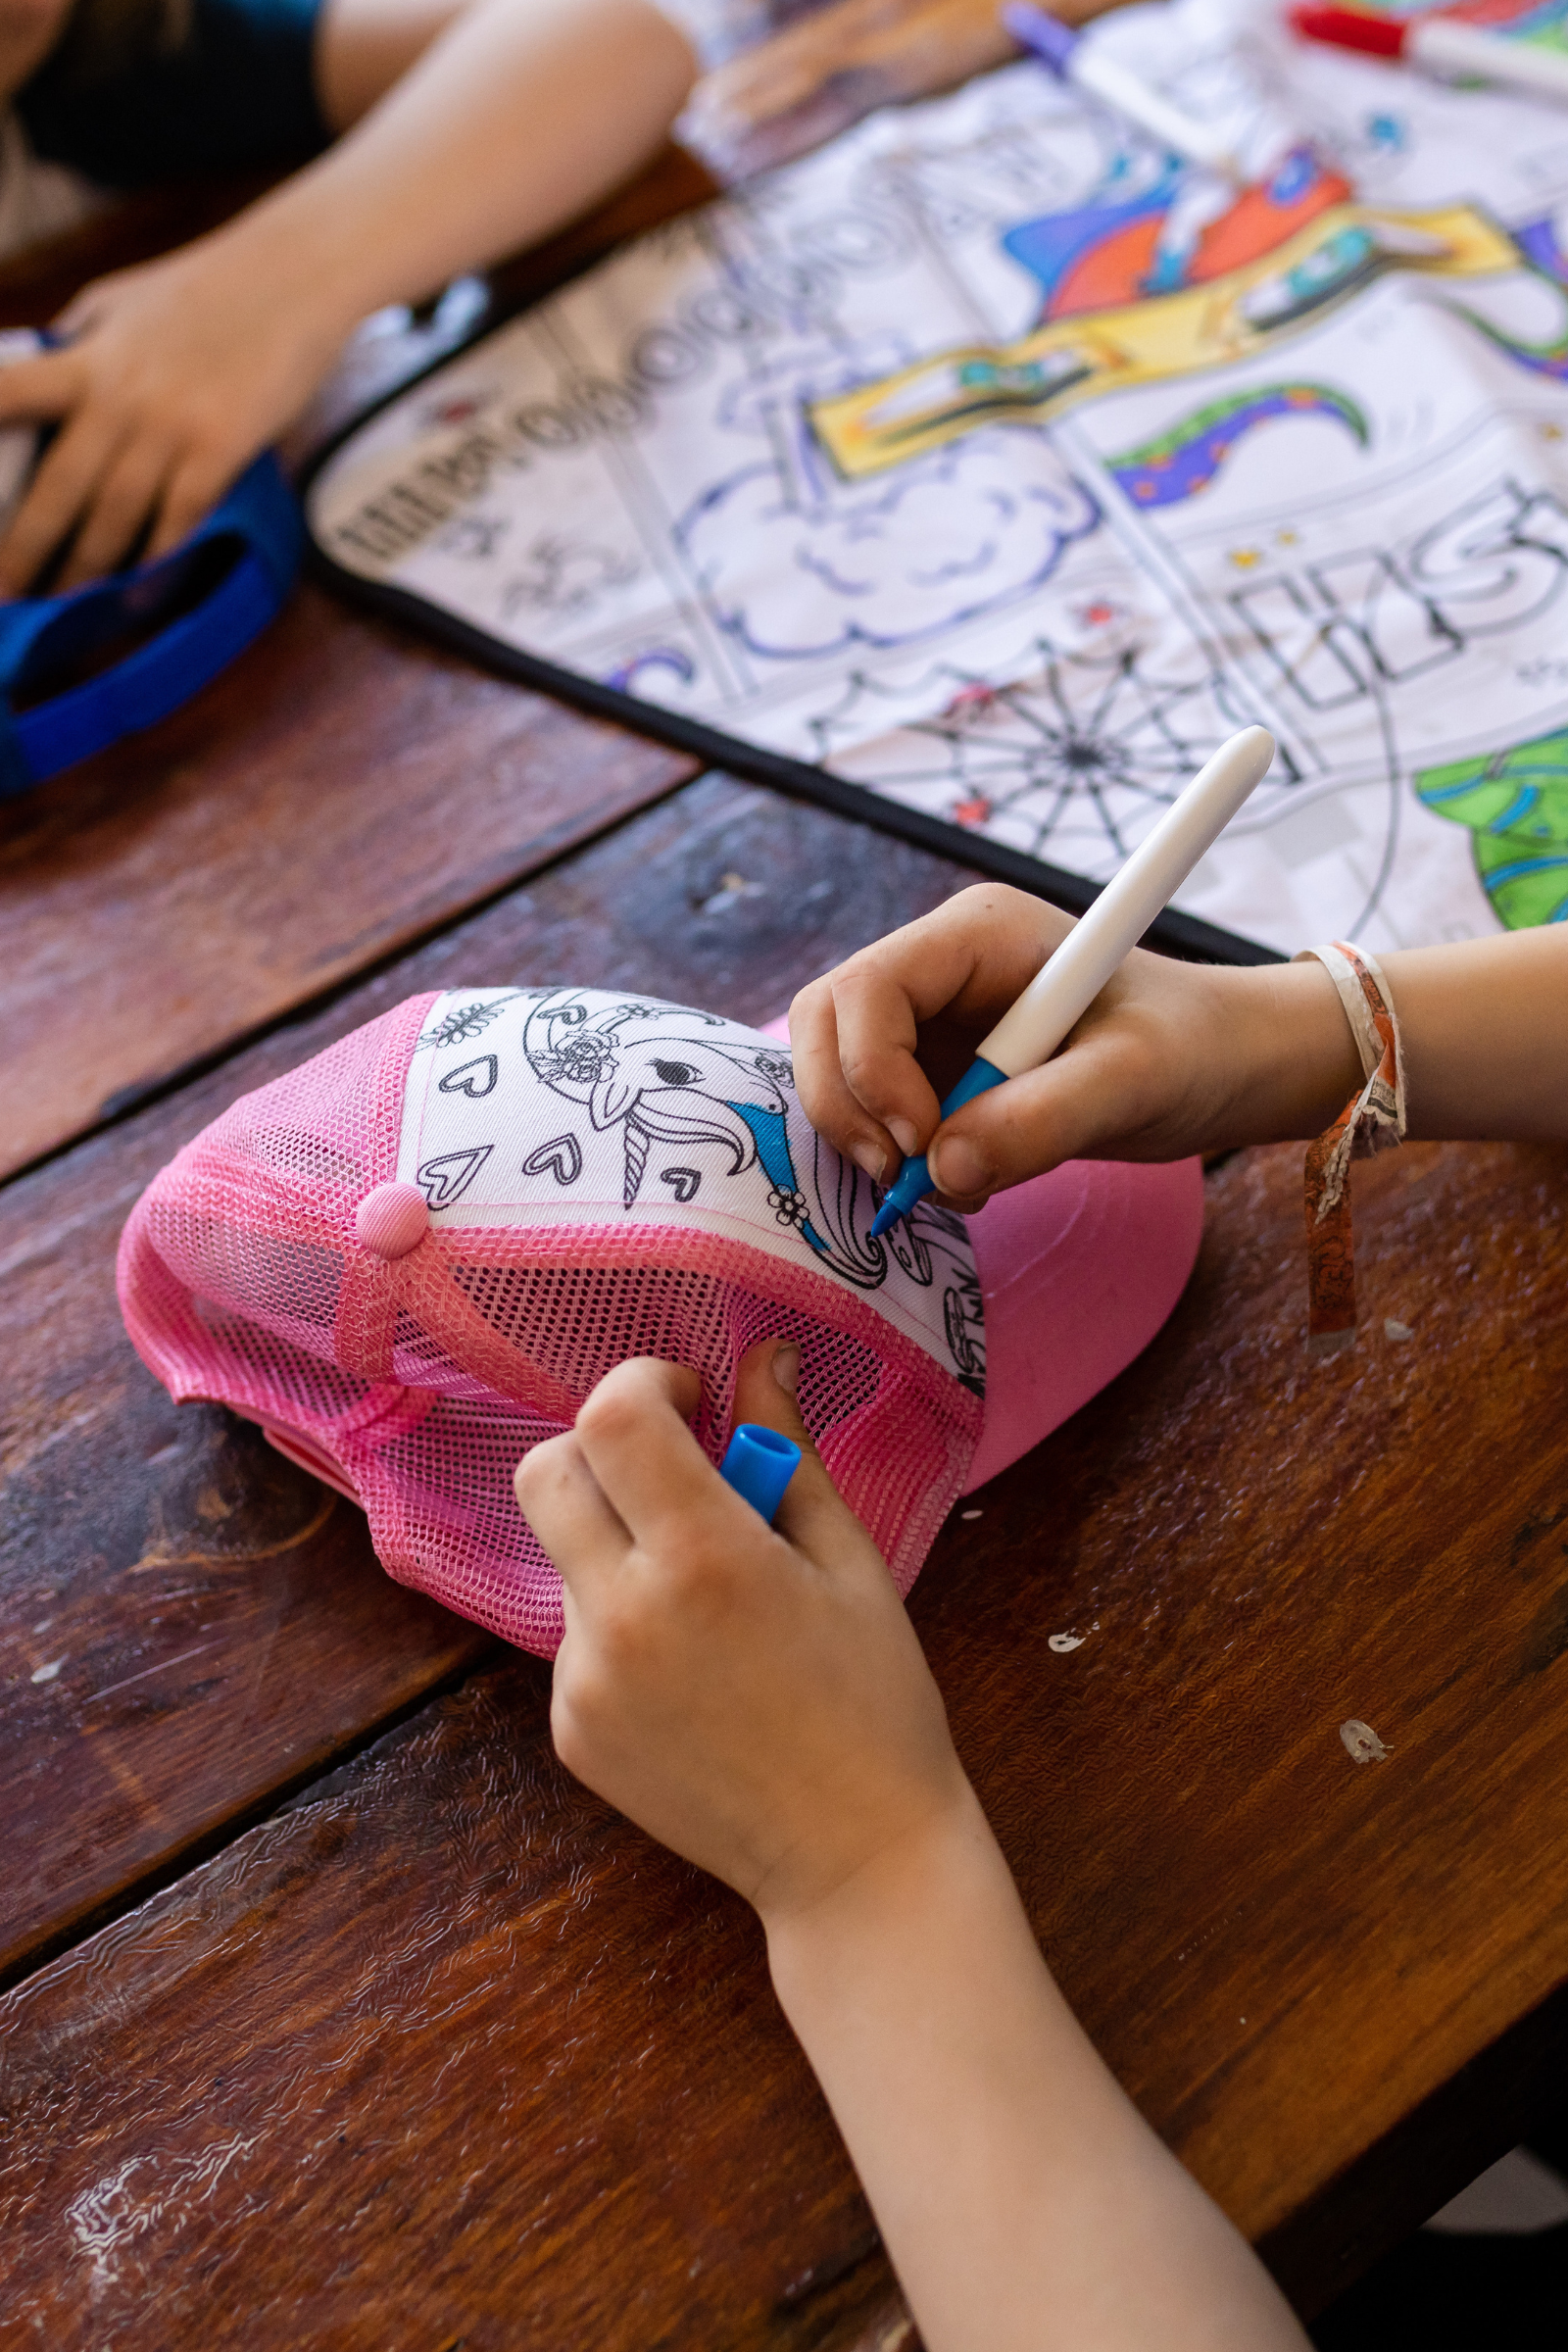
<box><xmin>1002</xmin><ymin>180</ymin><xmax>1177</xmax><ymax>304</ymax></box>
<box><xmin>724</xmin><ymin>1098</ymin><xmax>832</xmax><ymax>1257</ymax></box>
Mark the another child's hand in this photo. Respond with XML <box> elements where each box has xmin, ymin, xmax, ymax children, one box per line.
<box><xmin>514</xmin><ymin>1340</ymin><xmax>969</xmax><ymax>1925</ymax></box>
<box><xmin>0</xmin><ymin>233</ymin><xmax>337</xmax><ymax>593</ymax></box>
<box><xmin>790</xmin><ymin>884</ymin><xmax>1362</xmax><ymax>1211</ymax></box>
<box><xmin>683</xmin><ymin>0</ymin><xmax>1015</xmax><ymax>179</ymax></box>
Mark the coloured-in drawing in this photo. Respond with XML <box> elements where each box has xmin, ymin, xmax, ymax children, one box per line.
<box><xmin>1103</xmin><ymin>384</ymin><xmax>1368</xmax><ymax>508</ymax></box>
<box><xmin>310</xmin><ymin>0</ymin><xmax>1568</xmax><ymax>951</ymax></box>
<box><xmin>1416</xmin><ymin>727</ymin><xmax>1568</xmax><ymax>925</ymax></box>
<box><xmin>398</xmin><ymin>988</ymin><xmax>985</xmax><ymax>1383</ymax></box>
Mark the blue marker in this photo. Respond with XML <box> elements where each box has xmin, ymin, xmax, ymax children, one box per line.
<box><xmin>719</xmin><ymin>1423</ymin><xmax>802</xmax><ymax>1524</ymax></box>
<box><xmin>870</xmin><ymin>726</ymin><xmax>1276</xmax><ymax>1239</ymax></box>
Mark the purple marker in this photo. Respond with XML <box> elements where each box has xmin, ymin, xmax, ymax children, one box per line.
<box><xmin>1003</xmin><ymin>1</ymin><xmax>1243</xmax><ymax>182</ymax></box>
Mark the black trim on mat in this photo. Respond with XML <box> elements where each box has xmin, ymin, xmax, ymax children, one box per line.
<box><xmin>299</xmin><ymin>336</ymin><xmax>1283</xmax><ymax>969</ymax></box>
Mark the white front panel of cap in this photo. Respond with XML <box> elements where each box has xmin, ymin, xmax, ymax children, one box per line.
<box><xmin>396</xmin><ymin>988</ymin><xmax>983</xmax><ymax>1385</ymax></box>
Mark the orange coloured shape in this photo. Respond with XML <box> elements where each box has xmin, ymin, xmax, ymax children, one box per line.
<box><xmin>1048</xmin><ymin>164</ymin><xmax>1354</xmax><ymax>319</ymax></box>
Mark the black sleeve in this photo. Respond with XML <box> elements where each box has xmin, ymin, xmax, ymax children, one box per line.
<box><xmin>17</xmin><ymin>0</ymin><xmax>332</xmax><ymax>188</ymax></box>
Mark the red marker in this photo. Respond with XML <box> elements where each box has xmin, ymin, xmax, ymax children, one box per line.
<box><xmin>1292</xmin><ymin>4</ymin><xmax>1568</xmax><ymax>105</ymax></box>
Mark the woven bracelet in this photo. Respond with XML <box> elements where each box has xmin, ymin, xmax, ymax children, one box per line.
<box><xmin>1292</xmin><ymin>942</ymin><xmax>1406</xmax><ymax>1355</ymax></box>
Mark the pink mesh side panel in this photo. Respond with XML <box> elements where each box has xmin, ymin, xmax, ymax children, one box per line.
<box><xmin>117</xmin><ymin>990</ymin><xmax>980</xmax><ymax>1661</ymax></box>
<box><xmin>117</xmin><ymin>993</ymin><xmax>438</xmax><ymax>1467</ymax></box>
<box><xmin>351</xmin><ymin>1245</ymin><xmax>977</xmax><ymax>1653</ymax></box>
<box><xmin>406</xmin><ymin>1225</ymin><xmax>980</xmax><ymax>1592</ymax></box>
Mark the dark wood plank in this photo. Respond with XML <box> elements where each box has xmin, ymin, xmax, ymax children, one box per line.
<box><xmin>4</xmin><ymin>1128</ymin><xmax>1567</xmax><ymax>2338</ymax></box>
<box><xmin>0</xmin><ymin>773</ymin><xmax>974</xmax><ymax>1984</ymax></box>
<box><xmin>0</xmin><ymin>1652</ymin><xmax>904</xmax><ymax>2350</ymax></box>
<box><xmin>0</xmin><ymin>140</ymin><xmax>723</xmax><ymax>1184</ymax></box>
<box><xmin>0</xmin><ymin>583</ymin><xmax>696</xmax><ymax>1178</ymax></box>
<box><xmin>950</xmin><ymin>1136</ymin><xmax>1568</xmax><ymax>2311</ymax></box>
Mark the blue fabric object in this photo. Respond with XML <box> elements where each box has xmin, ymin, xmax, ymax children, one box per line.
<box><xmin>718</xmin><ymin>1423</ymin><xmax>802</xmax><ymax>1525</ymax></box>
<box><xmin>19</xmin><ymin>0</ymin><xmax>329</xmax><ymax>186</ymax></box>
<box><xmin>0</xmin><ymin>451</ymin><xmax>302</xmax><ymax>795</ymax></box>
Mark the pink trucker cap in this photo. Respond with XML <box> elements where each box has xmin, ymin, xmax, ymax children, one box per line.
<box><xmin>118</xmin><ymin>987</ymin><xmax>1201</xmax><ymax>1656</ymax></box>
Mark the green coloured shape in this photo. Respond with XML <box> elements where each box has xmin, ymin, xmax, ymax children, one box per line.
<box><xmin>1415</xmin><ymin>728</ymin><xmax>1568</xmax><ymax>928</ymax></box>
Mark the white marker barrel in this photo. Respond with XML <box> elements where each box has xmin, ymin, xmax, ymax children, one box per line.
<box><xmin>1411</xmin><ymin>17</ymin><xmax>1568</xmax><ymax>103</ymax></box>
<box><xmin>977</xmin><ymin>724</ymin><xmax>1276</xmax><ymax>1079</ymax></box>
<box><xmin>1076</xmin><ymin>50</ymin><xmax>1243</xmax><ymax>177</ymax></box>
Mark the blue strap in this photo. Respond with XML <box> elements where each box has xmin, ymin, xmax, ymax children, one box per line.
<box><xmin>0</xmin><ymin>451</ymin><xmax>302</xmax><ymax>795</ymax></box>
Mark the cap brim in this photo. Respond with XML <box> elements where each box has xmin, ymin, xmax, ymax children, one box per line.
<box><xmin>960</xmin><ymin>1155</ymin><xmax>1203</xmax><ymax>1492</ymax></box>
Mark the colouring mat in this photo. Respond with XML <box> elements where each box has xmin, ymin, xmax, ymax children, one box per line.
<box><xmin>307</xmin><ymin>0</ymin><xmax>1568</xmax><ymax>956</ymax></box>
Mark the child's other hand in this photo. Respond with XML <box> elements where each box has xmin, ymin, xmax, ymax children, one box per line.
<box><xmin>515</xmin><ymin>1340</ymin><xmax>968</xmax><ymax>1925</ymax></box>
<box><xmin>790</xmin><ymin>884</ymin><xmax>1361</xmax><ymax>1211</ymax></box>
<box><xmin>0</xmin><ymin>236</ymin><xmax>334</xmax><ymax>593</ymax></box>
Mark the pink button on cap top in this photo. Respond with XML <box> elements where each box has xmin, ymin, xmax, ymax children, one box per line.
<box><xmin>355</xmin><ymin>1181</ymin><xmax>430</xmax><ymax>1259</ymax></box>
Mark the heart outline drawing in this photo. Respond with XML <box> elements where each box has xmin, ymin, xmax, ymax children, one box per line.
<box><xmin>521</xmin><ymin>1133</ymin><xmax>583</xmax><ymax>1187</ymax></box>
<box><xmin>439</xmin><ymin>1054</ymin><xmax>499</xmax><ymax>1099</ymax></box>
<box><xmin>416</xmin><ymin>1145</ymin><xmax>494</xmax><ymax>1208</ymax></box>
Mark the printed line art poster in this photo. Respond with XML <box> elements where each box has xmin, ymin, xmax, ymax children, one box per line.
<box><xmin>307</xmin><ymin>0</ymin><xmax>1568</xmax><ymax>954</ymax></box>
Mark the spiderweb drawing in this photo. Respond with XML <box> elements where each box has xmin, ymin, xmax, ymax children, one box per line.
<box><xmin>815</xmin><ymin>637</ymin><xmax>1300</xmax><ymax>882</ymax></box>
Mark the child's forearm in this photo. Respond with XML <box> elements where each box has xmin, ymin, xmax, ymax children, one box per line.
<box><xmin>1214</xmin><ymin>929</ymin><xmax>1568</xmax><ymax>1152</ymax></box>
<box><xmin>763</xmin><ymin>1793</ymin><xmax>1310</xmax><ymax>2352</ymax></box>
<box><xmin>1376</xmin><ymin>930</ymin><xmax>1568</xmax><ymax>1141</ymax></box>
<box><xmin>204</xmin><ymin>0</ymin><xmax>696</xmax><ymax>353</ymax></box>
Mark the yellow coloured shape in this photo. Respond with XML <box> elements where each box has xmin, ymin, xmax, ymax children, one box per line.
<box><xmin>809</xmin><ymin>202</ymin><xmax>1522</xmax><ymax>481</ymax></box>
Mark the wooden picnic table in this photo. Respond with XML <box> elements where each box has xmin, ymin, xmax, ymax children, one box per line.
<box><xmin>3</xmin><ymin>156</ymin><xmax>1568</xmax><ymax>2350</ymax></box>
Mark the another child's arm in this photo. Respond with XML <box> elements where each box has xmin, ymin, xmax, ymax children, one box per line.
<box><xmin>683</xmin><ymin>0</ymin><xmax>1130</xmax><ymax>183</ymax></box>
<box><xmin>0</xmin><ymin>0</ymin><xmax>695</xmax><ymax>592</ymax></box>
<box><xmin>790</xmin><ymin>887</ymin><xmax>1568</xmax><ymax>1213</ymax></box>
<box><xmin>515</xmin><ymin>1343</ymin><xmax>1311</xmax><ymax>2352</ymax></box>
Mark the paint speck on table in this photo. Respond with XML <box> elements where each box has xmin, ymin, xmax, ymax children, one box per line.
<box><xmin>1049</xmin><ymin>1633</ymin><xmax>1086</xmax><ymax>1653</ymax></box>
<box><xmin>1340</xmin><ymin>1718</ymin><xmax>1390</xmax><ymax>1763</ymax></box>
<box><xmin>960</xmin><ymin>1509</ymin><xmax>982</xmax><ymax>1521</ymax></box>
<box><xmin>1384</xmin><ymin>1318</ymin><xmax>1413</xmax><ymax>1342</ymax></box>
<box><xmin>29</xmin><ymin>1657</ymin><xmax>65</xmax><ymax>1684</ymax></box>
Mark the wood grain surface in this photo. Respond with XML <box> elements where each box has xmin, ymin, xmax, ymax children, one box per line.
<box><xmin>0</xmin><ymin>584</ymin><xmax>695</xmax><ymax>1179</ymax></box>
<box><xmin>4</xmin><ymin>1127</ymin><xmax>1566</xmax><ymax>2341</ymax></box>
<box><xmin>0</xmin><ymin>143</ymin><xmax>719</xmax><ymax>1183</ymax></box>
<box><xmin>0</xmin><ymin>773</ymin><xmax>972</xmax><ymax>1987</ymax></box>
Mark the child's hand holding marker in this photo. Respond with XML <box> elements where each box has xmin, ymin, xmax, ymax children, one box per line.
<box><xmin>515</xmin><ymin>1339</ymin><xmax>962</xmax><ymax>1919</ymax></box>
<box><xmin>794</xmin><ymin>900</ymin><xmax>1568</xmax><ymax>1221</ymax></box>
<box><xmin>517</xmin><ymin>1338</ymin><xmax>1312</xmax><ymax>2352</ymax></box>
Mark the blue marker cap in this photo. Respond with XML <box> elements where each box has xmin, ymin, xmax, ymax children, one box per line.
<box><xmin>718</xmin><ymin>1423</ymin><xmax>802</xmax><ymax>1524</ymax></box>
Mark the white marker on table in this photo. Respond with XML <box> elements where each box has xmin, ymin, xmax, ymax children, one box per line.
<box><xmin>869</xmin><ymin>724</ymin><xmax>1277</xmax><ymax>1238</ymax></box>
<box><xmin>1292</xmin><ymin>5</ymin><xmax>1568</xmax><ymax>109</ymax></box>
<box><xmin>1003</xmin><ymin>1</ymin><xmax>1245</xmax><ymax>183</ymax></box>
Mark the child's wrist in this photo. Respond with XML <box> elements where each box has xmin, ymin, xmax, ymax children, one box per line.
<box><xmin>200</xmin><ymin>204</ymin><xmax>376</xmax><ymax>360</ymax></box>
<box><xmin>1211</xmin><ymin>960</ymin><xmax>1365</xmax><ymax>1148</ymax></box>
<box><xmin>760</xmin><ymin>1783</ymin><xmax>1005</xmax><ymax>2014</ymax></box>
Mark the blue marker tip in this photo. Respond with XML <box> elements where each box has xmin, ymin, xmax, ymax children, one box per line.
<box><xmin>718</xmin><ymin>1422</ymin><xmax>802</xmax><ymax>1524</ymax></box>
<box><xmin>868</xmin><ymin>1056</ymin><xmax>1009</xmax><ymax>1239</ymax></box>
